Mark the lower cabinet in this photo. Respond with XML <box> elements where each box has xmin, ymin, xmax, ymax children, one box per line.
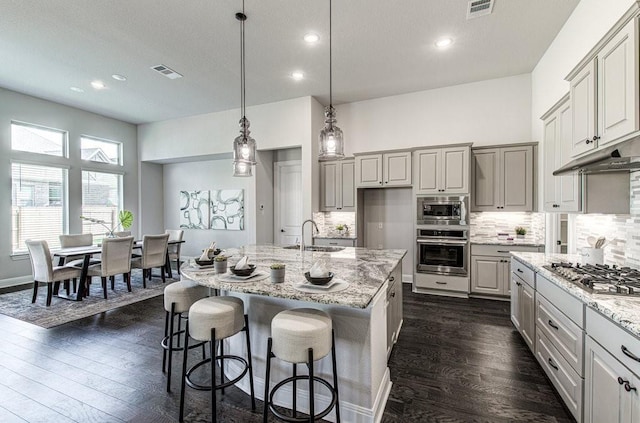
<box><xmin>386</xmin><ymin>264</ymin><xmax>403</xmax><ymax>360</ymax></box>
<box><xmin>510</xmin><ymin>270</ymin><xmax>535</xmax><ymax>352</ymax></box>
<box><xmin>471</xmin><ymin>244</ymin><xmax>542</xmax><ymax>297</ymax></box>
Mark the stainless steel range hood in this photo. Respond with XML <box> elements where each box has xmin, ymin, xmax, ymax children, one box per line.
<box><xmin>553</xmin><ymin>137</ymin><xmax>640</xmax><ymax>175</ymax></box>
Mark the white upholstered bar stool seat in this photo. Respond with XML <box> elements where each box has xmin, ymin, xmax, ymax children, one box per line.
<box><xmin>179</xmin><ymin>296</ymin><xmax>256</xmax><ymax>422</ymax></box>
<box><xmin>161</xmin><ymin>278</ymin><xmax>209</xmax><ymax>392</ymax></box>
<box><xmin>264</xmin><ymin>308</ymin><xmax>341</xmax><ymax>422</ymax></box>
<box><xmin>271</xmin><ymin>308</ymin><xmax>332</xmax><ymax>363</ymax></box>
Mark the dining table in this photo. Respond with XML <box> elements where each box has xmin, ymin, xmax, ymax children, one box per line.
<box><xmin>53</xmin><ymin>239</ymin><xmax>185</xmax><ymax>301</ymax></box>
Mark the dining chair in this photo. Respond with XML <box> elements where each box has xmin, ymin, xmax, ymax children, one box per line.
<box><xmin>85</xmin><ymin>236</ymin><xmax>134</xmax><ymax>299</ymax></box>
<box><xmin>58</xmin><ymin>233</ymin><xmax>94</xmax><ymax>294</ymax></box>
<box><xmin>131</xmin><ymin>233</ymin><xmax>170</xmax><ymax>287</ymax></box>
<box><xmin>165</xmin><ymin>229</ymin><xmax>184</xmax><ymax>275</ymax></box>
<box><xmin>26</xmin><ymin>240</ymin><xmax>82</xmax><ymax>306</ymax></box>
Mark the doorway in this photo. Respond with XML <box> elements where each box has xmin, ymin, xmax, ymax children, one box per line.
<box><xmin>274</xmin><ymin>160</ymin><xmax>302</xmax><ymax>246</ymax></box>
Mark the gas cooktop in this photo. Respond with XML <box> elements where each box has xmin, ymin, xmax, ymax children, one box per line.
<box><xmin>542</xmin><ymin>262</ymin><xmax>640</xmax><ymax>296</ymax></box>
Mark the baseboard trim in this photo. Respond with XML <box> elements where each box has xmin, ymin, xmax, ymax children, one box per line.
<box><xmin>0</xmin><ymin>275</ymin><xmax>32</xmax><ymax>289</ymax></box>
<box><xmin>402</xmin><ymin>273</ymin><xmax>413</xmax><ymax>284</ymax></box>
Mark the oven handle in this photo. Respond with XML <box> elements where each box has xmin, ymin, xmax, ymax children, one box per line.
<box><xmin>417</xmin><ymin>238</ymin><xmax>468</xmax><ymax>245</ymax></box>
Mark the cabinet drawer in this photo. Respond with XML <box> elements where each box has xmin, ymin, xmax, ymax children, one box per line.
<box><xmin>472</xmin><ymin>244</ymin><xmax>541</xmax><ymax>257</ymax></box>
<box><xmin>537</xmin><ymin>274</ymin><xmax>584</xmax><ymax>327</ymax></box>
<box><xmin>313</xmin><ymin>238</ymin><xmax>355</xmax><ymax>247</ymax></box>
<box><xmin>587</xmin><ymin>307</ymin><xmax>640</xmax><ymax>377</ymax></box>
<box><xmin>511</xmin><ymin>258</ymin><xmax>535</xmax><ymax>288</ymax></box>
<box><xmin>415</xmin><ymin>273</ymin><xmax>469</xmax><ymax>293</ymax></box>
<box><xmin>536</xmin><ymin>329</ymin><xmax>583</xmax><ymax>422</ymax></box>
<box><xmin>537</xmin><ymin>294</ymin><xmax>584</xmax><ymax>375</ymax></box>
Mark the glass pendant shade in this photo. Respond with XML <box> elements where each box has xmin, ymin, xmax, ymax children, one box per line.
<box><xmin>318</xmin><ymin>105</ymin><xmax>344</xmax><ymax>161</ymax></box>
<box><xmin>233</xmin><ymin>160</ymin><xmax>252</xmax><ymax>177</ymax></box>
<box><xmin>233</xmin><ymin>118</ymin><xmax>256</xmax><ymax>164</ymax></box>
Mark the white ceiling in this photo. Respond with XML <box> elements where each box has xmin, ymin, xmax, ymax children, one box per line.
<box><xmin>0</xmin><ymin>0</ymin><xmax>579</xmax><ymax>125</ymax></box>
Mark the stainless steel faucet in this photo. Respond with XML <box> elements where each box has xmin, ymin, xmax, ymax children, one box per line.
<box><xmin>300</xmin><ymin>219</ymin><xmax>319</xmax><ymax>253</ymax></box>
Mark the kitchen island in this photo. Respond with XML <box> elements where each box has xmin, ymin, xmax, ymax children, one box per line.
<box><xmin>181</xmin><ymin>244</ymin><xmax>406</xmax><ymax>423</ymax></box>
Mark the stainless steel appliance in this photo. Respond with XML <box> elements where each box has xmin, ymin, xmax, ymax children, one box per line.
<box><xmin>416</xmin><ymin>228</ymin><xmax>468</xmax><ymax>276</ymax></box>
<box><xmin>417</xmin><ymin>196</ymin><xmax>468</xmax><ymax>226</ymax></box>
<box><xmin>543</xmin><ymin>262</ymin><xmax>640</xmax><ymax>296</ymax></box>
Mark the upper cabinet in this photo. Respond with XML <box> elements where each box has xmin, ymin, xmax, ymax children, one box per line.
<box><xmin>471</xmin><ymin>144</ymin><xmax>535</xmax><ymax>212</ymax></box>
<box><xmin>320</xmin><ymin>159</ymin><xmax>355</xmax><ymax>212</ymax></box>
<box><xmin>542</xmin><ymin>94</ymin><xmax>581</xmax><ymax>212</ymax></box>
<box><xmin>355</xmin><ymin>151</ymin><xmax>412</xmax><ymax>188</ymax></box>
<box><xmin>568</xmin><ymin>16</ymin><xmax>640</xmax><ymax>157</ymax></box>
<box><xmin>414</xmin><ymin>145</ymin><xmax>470</xmax><ymax>195</ymax></box>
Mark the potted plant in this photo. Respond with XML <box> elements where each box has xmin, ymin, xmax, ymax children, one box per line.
<box><xmin>335</xmin><ymin>224</ymin><xmax>349</xmax><ymax>236</ymax></box>
<box><xmin>515</xmin><ymin>226</ymin><xmax>527</xmax><ymax>238</ymax></box>
<box><xmin>214</xmin><ymin>255</ymin><xmax>228</xmax><ymax>273</ymax></box>
<box><xmin>80</xmin><ymin>210</ymin><xmax>133</xmax><ymax>237</ymax></box>
<box><xmin>270</xmin><ymin>263</ymin><xmax>286</xmax><ymax>283</ymax></box>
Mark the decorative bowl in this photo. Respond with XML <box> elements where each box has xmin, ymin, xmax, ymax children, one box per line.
<box><xmin>230</xmin><ymin>264</ymin><xmax>256</xmax><ymax>277</ymax></box>
<box><xmin>194</xmin><ymin>258</ymin><xmax>214</xmax><ymax>266</ymax></box>
<box><xmin>206</xmin><ymin>248</ymin><xmax>222</xmax><ymax>259</ymax></box>
<box><xmin>304</xmin><ymin>271</ymin><xmax>334</xmax><ymax>286</ymax></box>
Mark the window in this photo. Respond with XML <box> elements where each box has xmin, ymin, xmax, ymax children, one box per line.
<box><xmin>11</xmin><ymin>163</ymin><xmax>67</xmax><ymax>254</ymax></box>
<box><xmin>81</xmin><ymin>136</ymin><xmax>122</xmax><ymax>165</ymax></box>
<box><xmin>11</xmin><ymin>121</ymin><xmax>66</xmax><ymax>157</ymax></box>
<box><xmin>81</xmin><ymin>171</ymin><xmax>122</xmax><ymax>240</ymax></box>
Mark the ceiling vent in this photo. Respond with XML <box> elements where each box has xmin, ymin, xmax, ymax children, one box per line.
<box><xmin>150</xmin><ymin>64</ymin><xmax>183</xmax><ymax>80</ymax></box>
<box><xmin>467</xmin><ymin>0</ymin><xmax>494</xmax><ymax>19</ymax></box>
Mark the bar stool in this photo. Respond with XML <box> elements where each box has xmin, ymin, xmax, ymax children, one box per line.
<box><xmin>179</xmin><ymin>296</ymin><xmax>256</xmax><ymax>422</ymax></box>
<box><xmin>263</xmin><ymin>308</ymin><xmax>341</xmax><ymax>423</ymax></box>
<box><xmin>162</xmin><ymin>278</ymin><xmax>209</xmax><ymax>392</ymax></box>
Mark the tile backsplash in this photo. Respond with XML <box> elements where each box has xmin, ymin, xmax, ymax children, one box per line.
<box><xmin>312</xmin><ymin>212</ymin><xmax>356</xmax><ymax>238</ymax></box>
<box><xmin>470</xmin><ymin>212</ymin><xmax>545</xmax><ymax>244</ymax></box>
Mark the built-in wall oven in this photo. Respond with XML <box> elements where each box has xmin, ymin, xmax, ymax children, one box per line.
<box><xmin>416</xmin><ymin>227</ymin><xmax>468</xmax><ymax>276</ymax></box>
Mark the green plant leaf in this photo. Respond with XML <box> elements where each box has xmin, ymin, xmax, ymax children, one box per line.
<box><xmin>119</xmin><ymin>210</ymin><xmax>133</xmax><ymax>229</ymax></box>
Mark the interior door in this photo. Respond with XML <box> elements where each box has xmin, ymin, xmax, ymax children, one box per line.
<box><xmin>274</xmin><ymin>161</ymin><xmax>302</xmax><ymax>246</ymax></box>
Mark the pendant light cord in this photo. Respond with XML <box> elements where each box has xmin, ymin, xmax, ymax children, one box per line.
<box><xmin>240</xmin><ymin>0</ymin><xmax>246</xmax><ymax>120</ymax></box>
<box><xmin>329</xmin><ymin>0</ymin><xmax>332</xmax><ymax>108</ymax></box>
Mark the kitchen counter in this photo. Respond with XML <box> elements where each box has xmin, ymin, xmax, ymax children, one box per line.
<box><xmin>181</xmin><ymin>244</ymin><xmax>406</xmax><ymax>423</ymax></box>
<box><xmin>512</xmin><ymin>252</ymin><xmax>640</xmax><ymax>338</ymax></box>
<box><xmin>182</xmin><ymin>244</ymin><xmax>405</xmax><ymax>309</ymax></box>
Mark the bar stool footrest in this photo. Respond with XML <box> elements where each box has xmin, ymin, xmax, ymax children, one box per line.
<box><xmin>268</xmin><ymin>374</ymin><xmax>337</xmax><ymax>422</ymax></box>
<box><xmin>161</xmin><ymin>330</ymin><xmax>205</xmax><ymax>352</ymax></box>
<box><xmin>185</xmin><ymin>354</ymin><xmax>249</xmax><ymax>391</ymax></box>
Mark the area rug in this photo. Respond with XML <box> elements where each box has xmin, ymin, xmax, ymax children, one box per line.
<box><xmin>0</xmin><ymin>273</ymin><xmax>178</xmax><ymax>329</ymax></box>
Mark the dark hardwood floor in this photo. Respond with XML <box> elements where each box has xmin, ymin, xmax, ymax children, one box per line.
<box><xmin>0</xmin><ymin>284</ymin><xmax>574</xmax><ymax>422</ymax></box>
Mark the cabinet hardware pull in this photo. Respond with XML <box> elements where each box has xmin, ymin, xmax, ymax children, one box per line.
<box><xmin>548</xmin><ymin>320</ymin><xmax>559</xmax><ymax>330</ymax></box>
<box><xmin>390</xmin><ymin>292</ymin><xmax>396</xmax><ymax>298</ymax></box>
<box><xmin>621</xmin><ymin>345</ymin><xmax>640</xmax><ymax>362</ymax></box>
<box><xmin>625</xmin><ymin>383</ymin><xmax>637</xmax><ymax>392</ymax></box>
<box><xmin>585</xmin><ymin>139</ymin><xmax>592</xmax><ymax>144</ymax></box>
<box><xmin>389</xmin><ymin>276</ymin><xmax>395</xmax><ymax>282</ymax></box>
<box><xmin>516</xmin><ymin>281</ymin><xmax>522</xmax><ymax>286</ymax></box>
<box><xmin>329</xmin><ymin>242</ymin><xmax>337</xmax><ymax>245</ymax></box>
<box><xmin>548</xmin><ymin>358</ymin><xmax>558</xmax><ymax>371</ymax></box>
<box><xmin>593</xmin><ymin>135</ymin><xmax>600</xmax><ymax>142</ymax></box>
<box><xmin>436</xmin><ymin>281</ymin><xmax>447</xmax><ymax>285</ymax></box>
<box><xmin>497</xmin><ymin>250</ymin><xmax>509</xmax><ymax>253</ymax></box>
<box><xmin>280</xmin><ymin>229</ymin><xmax>285</xmax><ymax>232</ymax></box>
<box><xmin>618</xmin><ymin>377</ymin><xmax>629</xmax><ymax>385</ymax></box>
<box><xmin>517</xmin><ymin>268</ymin><xmax>523</xmax><ymax>273</ymax></box>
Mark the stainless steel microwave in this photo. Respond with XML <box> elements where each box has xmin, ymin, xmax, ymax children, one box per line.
<box><xmin>417</xmin><ymin>196</ymin><xmax>468</xmax><ymax>226</ymax></box>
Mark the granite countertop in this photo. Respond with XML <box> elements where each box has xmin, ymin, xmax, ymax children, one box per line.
<box><xmin>512</xmin><ymin>252</ymin><xmax>640</xmax><ymax>338</ymax></box>
<box><xmin>181</xmin><ymin>244</ymin><xmax>406</xmax><ymax>309</ymax></box>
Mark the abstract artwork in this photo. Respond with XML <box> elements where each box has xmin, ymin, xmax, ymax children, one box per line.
<box><xmin>179</xmin><ymin>189</ymin><xmax>244</xmax><ymax>231</ymax></box>
<box><xmin>180</xmin><ymin>190</ymin><xmax>209</xmax><ymax>229</ymax></box>
<box><xmin>210</xmin><ymin>189</ymin><xmax>244</xmax><ymax>230</ymax></box>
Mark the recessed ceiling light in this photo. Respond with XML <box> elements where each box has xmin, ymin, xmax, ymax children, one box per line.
<box><xmin>304</xmin><ymin>33</ymin><xmax>320</xmax><ymax>44</ymax></box>
<box><xmin>291</xmin><ymin>71</ymin><xmax>304</xmax><ymax>81</ymax></box>
<box><xmin>111</xmin><ymin>74</ymin><xmax>127</xmax><ymax>81</ymax></box>
<box><xmin>70</xmin><ymin>86</ymin><xmax>84</xmax><ymax>93</ymax></box>
<box><xmin>435</xmin><ymin>37</ymin><xmax>454</xmax><ymax>48</ymax></box>
<box><xmin>91</xmin><ymin>80</ymin><xmax>106</xmax><ymax>90</ymax></box>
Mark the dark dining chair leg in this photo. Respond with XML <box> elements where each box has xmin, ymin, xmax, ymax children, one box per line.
<box><xmin>161</xmin><ymin>266</ymin><xmax>166</xmax><ymax>283</ymax></box>
<box><xmin>46</xmin><ymin>283</ymin><xmax>53</xmax><ymax>306</ymax></box>
<box><xmin>53</xmin><ymin>281</ymin><xmax>60</xmax><ymax>296</ymax></box>
<box><xmin>143</xmin><ymin>269</ymin><xmax>147</xmax><ymax>288</ymax></box>
<box><xmin>72</xmin><ymin>278</ymin><xmax>77</xmax><ymax>293</ymax></box>
<box><xmin>101</xmin><ymin>276</ymin><xmax>108</xmax><ymax>299</ymax></box>
<box><xmin>64</xmin><ymin>279</ymin><xmax>70</xmax><ymax>296</ymax></box>
<box><xmin>110</xmin><ymin>275</ymin><xmax>115</xmax><ymax>290</ymax></box>
<box><xmin>32</xmin><ymin>281</ymin><xmax>38</xmax><ymax>303</ymax></box>
<box><xmin>177</xmin><ymin>259</ymin><xmax>181</xmax><ymax>275</ymax></box>
<box><xmin>125</xmin><ymin>272</ymin><xmax>132</xmax><ymax>292</ymax></box>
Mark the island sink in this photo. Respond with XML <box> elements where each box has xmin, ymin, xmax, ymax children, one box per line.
<box><xmin>282</xmin><ymin>245</ymin><xmax>345</xmax><ymax>252</ymax></box>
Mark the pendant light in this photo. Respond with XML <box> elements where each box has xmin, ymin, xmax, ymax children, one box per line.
<box><xmin>232</xmin><ymin>0</ymin><xmax>256</xmax><ymax>177</ymax></box>
<box><xmin>318</xmin><ymin>0</ymin><xmax>345</xmax><ymax>161</ymax></box>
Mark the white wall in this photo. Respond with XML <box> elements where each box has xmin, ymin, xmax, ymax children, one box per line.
<box><xmin>138</xmin><ymin>161</ymin><xmax>164</xmax><ymax>236</ymax></box>
<box><xmin>0</xmin><ymin>88</ymin><xmax>138</xmax><ymax>284</ymax></box>
<box><xmin>163</xmin><ymin>158</ymin><xmax>256</xmax><ymax>257</ymax></box>
<box><xmin>255</xmin><ymin>150</ymin><xmax>274</xmax><ymax>244</ymax></box>
<box><xmin>336</xmin><ymin>74</ymin><xmax>532</xmax><ymax>154</ymax></box>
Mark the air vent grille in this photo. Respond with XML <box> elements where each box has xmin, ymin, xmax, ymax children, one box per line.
<box><xmin>150</xmin><ymin>64</ymin><xmax>183</xmax><ymax>80</ymax></box>
<box><xmin>467</xmin><ymin>0</ymin><xmax>494</xmax><ymax>19</ymax></box>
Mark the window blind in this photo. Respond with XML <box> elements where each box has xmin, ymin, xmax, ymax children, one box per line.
<box><xmin>82</xmin><ymin>171</ymin><xmax>122</xmax><ymax>241</ymax></box>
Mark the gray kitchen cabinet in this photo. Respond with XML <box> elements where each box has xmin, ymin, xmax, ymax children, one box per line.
<box><xmin>320</xmin><ymin>159</ymin><xmax>355</xmax><ymax>212</ymax></box>
<box><xmin>386</xmin><ymin>264</ymin><xmax>403</xmax><ymax>360</ymax></box>
<box><xmin>313</xmin><ymin>237</ymin><xmax>356</xmax><ymax>247</ymax></box>
<box><xmin>510</xmin><ymin>263</ymin><xmax>535</xmax><ymax>353</ymax></box>
<box><xmin>568</xmin><ymin>16</ymin><xmax>639</xmax><ymax>157</ymax></box>
<box><xmin>471</xmin><ymin>144</ymin><xmax>535</xmax><ymax>212</ymax></box>
<box><xmin>355</xmin><ymin>151</ymin><xmax>411</xmax><ymax>188</ymax></box>
<box><xmin>414</xmin><ymin>145</ymin><xmax>470</xmax><ymax>195</ymax></box>
<box><xmin>471</xmin><ymin>244</ymin><xmax>542</xmax><ymax>298</ymax></box>
<box><xmin>542</xmin><ymin>94</ymin><xmax>581</xmax><ymax>212</ymax></box>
